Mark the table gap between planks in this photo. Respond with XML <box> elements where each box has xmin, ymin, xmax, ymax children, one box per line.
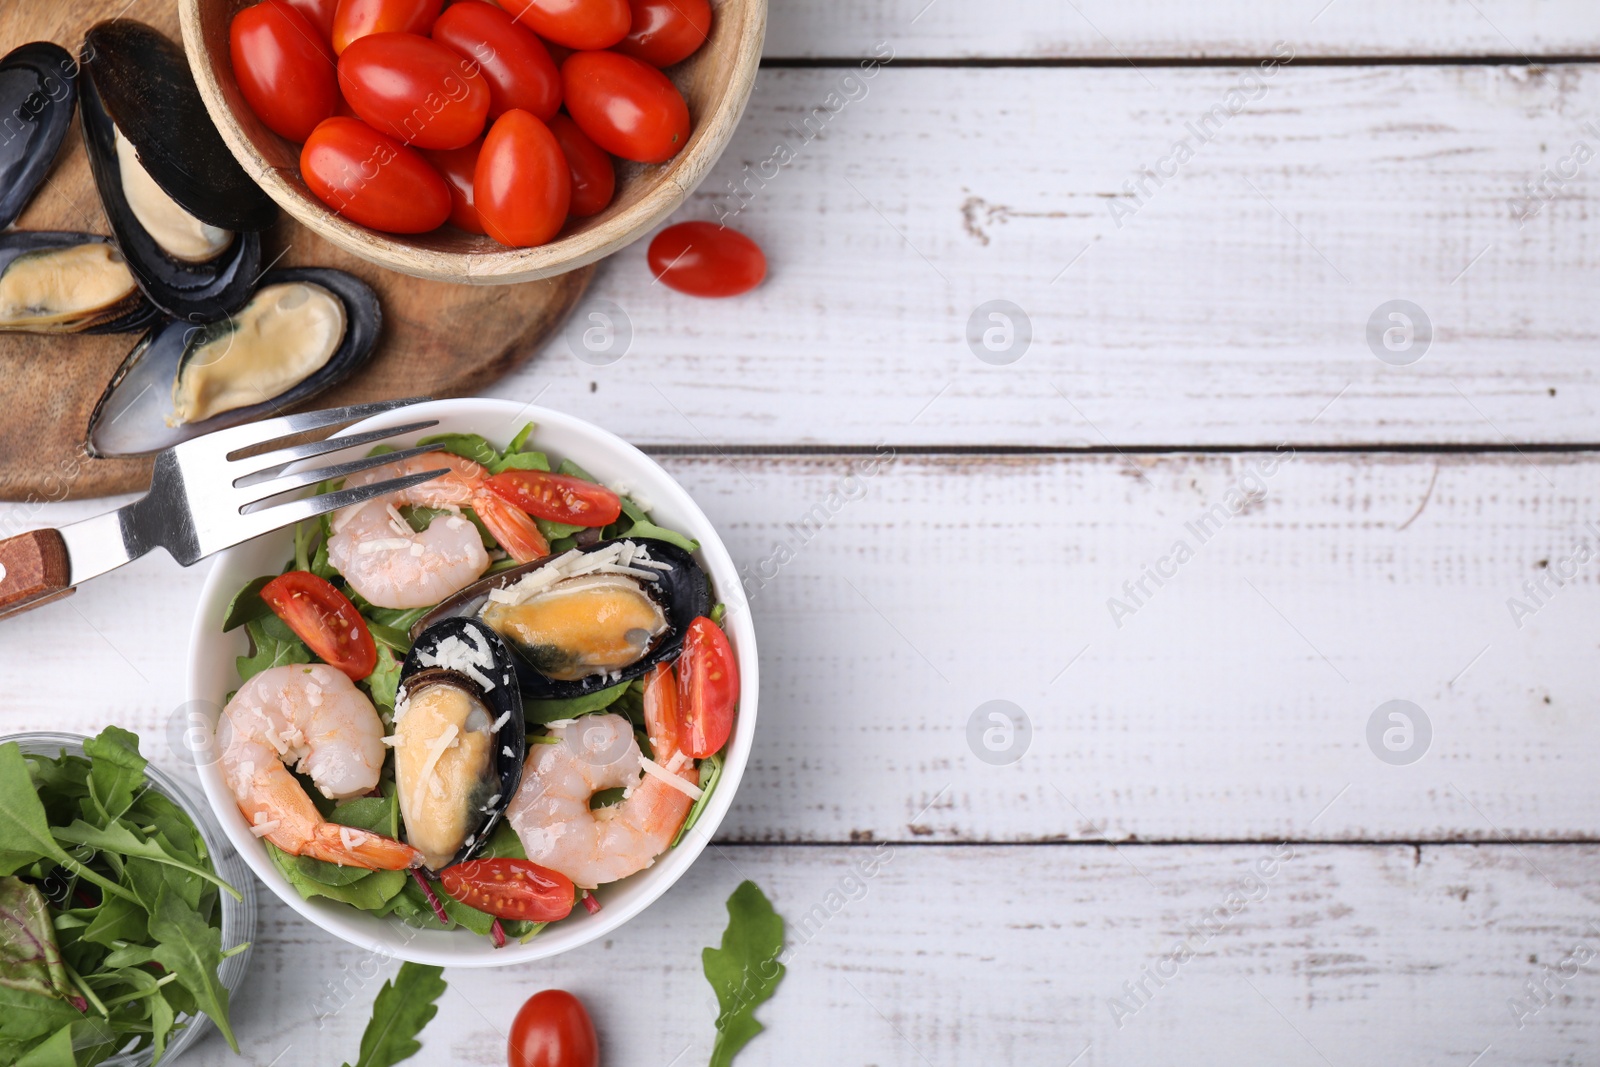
<box><xmin>8</xmin><ymin>3</ymin><xmax>1600</xmax><ymax>1064</ymax></box>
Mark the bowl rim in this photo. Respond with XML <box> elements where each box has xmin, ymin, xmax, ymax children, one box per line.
<box><xmin>185</xmin><ymin>398</ymin><xmax>758</xmax><ymax>967</ymax></box>
<box><xmin>176</xmin><ymin>0</ymin><xmax>769</xmax><ymax>285</ymax></box>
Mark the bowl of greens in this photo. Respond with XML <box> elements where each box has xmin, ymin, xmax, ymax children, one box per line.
<box><xmin>0</xmin><ymin>729</ymin><xmax>255</xmax><ymax>1066</ymax></box>
<box><xmin>186</xmin><ymin>398</ymin><xmax>758</xmax><ymax>967</ymax></box>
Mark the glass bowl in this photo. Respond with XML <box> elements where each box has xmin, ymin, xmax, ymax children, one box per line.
<box><xmin>5</xmin><ymin>732</ymin><xmax>257</xmax><ymax>1066</ymax></box>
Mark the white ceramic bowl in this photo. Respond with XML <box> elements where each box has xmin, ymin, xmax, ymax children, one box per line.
<box><xmin>186</xmin><ymin>399</ymin><xmax>757</xmax><ymax>966</ymax></box>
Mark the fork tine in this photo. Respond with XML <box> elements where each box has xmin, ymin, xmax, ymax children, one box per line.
<box><xmin>233</xmin><ymin>468</ymin><xmax>451</xmax><ymax>542</ymax></box>
<box><xmin>179</xmin><ymin>398</ymin><xmax>432</xmax><ymax>460</ymax></box>
<box><xmin>232</xmin><ymin>419</ymin><xmax>440</xmax><ymax>482</ymax></box>
<box><xmin>239</xmin><ymin>444</ymin><xmax>443</xmax><ymax>502</ymax></box>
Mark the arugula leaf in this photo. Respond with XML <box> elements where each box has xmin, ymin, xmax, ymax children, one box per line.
<box><xmin>52</xmin><ymin>821</ymin><xmax>240</xmax><ymax>901</ymax></box>
<box><xmin>0</xmin><ymin>878</ymin><xmax>73</xmax><ymax>1003</ymax></box>
<box><xmin>416</xmin><ymin>432</ymin><xmax>501</xmax><ymax>467</ymax></box>
<box><xmin>490</xmin><ymin>450</ymin><xmax>551</xmax><ymax>475</ymax></box>
<box><xmin>365</xmin><ymin>605</ymin><xmax>433</xmax><ymax>632</ymax></box>
<box><xmin>363</xmin><ymin>645</ymin><xmax>404</xmax><ymax>715</ymax></box>
<box><xmin>672</xmin><ymin>753</ymin><xmax>722</xmax><ymax>848</ymax></box>
<box><xmin>340</xmin><ymin>962</ymin><xmax>447</xmax><ymax>1067</ymax></box>
<box><xmin>82</xmin><ymin>725</ymin><xmax>146</xmax><ymax>823</ymax></box>
<box><xmin>555</xmin><ymin>458</ymin><xmax>598</xmax><ymax>482</ymax></box>
<box><xmin>80</xmin><ymin>893</ymin><xmax>147</xmax><ymax>947</ymax></box>
<box><xmin>0</xmin><ymin>986</ymin><xmax>80</xmax><ymax>1043</ymax></box>
<box><xmin>0</xmin><ymin>745</ymin><xmax>134</xmax><ymax>904</ymax></box>
<box><xmin>702</xmin><ymin>881</ymin><xmax>786</xmax><ymax>1067</ymax></box>
<box><xmin>149</xmin><ymin>885</ymin><xmax>240</xmax><ymax>1052</ymax></box>
<box><xmin>223</xmin><ymin>575</ymin><xmax>275</xmax><ymax>632</ymax></box>
<box><xmin>237</xmin><ymin>616</ymin><xmax>312</xmax><ymax>681</ymax></box>
<box><xmin>621</xmin><ymin>520</ymin><xmax>700</xmax><ymax>554</ymax></box>
<box><xmin>12</xmin><ymin>1021</ymin><xmax>72</xmax><ymax>1066</ymax></box>
<box><xmin>535</xmin><ymin>517</ymin><xmax>587</xmax><ymax>542</ymax></box>
<box><xmin>506</xmin><ymin>422</ymin><xmax>538</xmax><ymax>453</ymax></box>
<box><xmin>265</xmin><ymin>843</ymin><xmax>407</xmax><ymax>910</ymax></box>
<box><xmin>524</xmin><ymin>683</ymin><xmax>629</xmax><ymax>724</ymax></box>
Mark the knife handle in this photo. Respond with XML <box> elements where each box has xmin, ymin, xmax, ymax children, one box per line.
<box><xmin>0</xmin><ymin>530</ymin><xmax>75</xmax><ymax>619</ymax></box>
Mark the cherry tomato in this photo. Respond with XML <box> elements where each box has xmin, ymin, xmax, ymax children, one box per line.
<box><xmin>474</xmin><ymin>109</ymin><xmax>570</xmax><ymax>246</ymax></box>
<box><xmin>424</xmin><ymin>137</ymin><xmax>486</xmax><ymax>233</ymax></box>
<box><xmin>331</xmin><ymin>0</ymin><xmax>442</xmax><ymax>53</ymax></box>
<box><xmin>647</xmin><ymin>221</ymin><xmax>765</xmax><ymax>297</ymax></box>
<box><xmin>230</xmin><ymin>1</ymin><xmax>338</xmax><ymax>143</ymax></box>
<box><xmin>614</xmin><ymin>0</ymin><xmax>711</xmax><ymax>67</ymax></box>
<box><xmin>547</xmin><ymin>114</ymin><xmax>613</xmax><ymax>217</ymax></box>
<box><xmin>508</xmin><ymin>990</ymin><xmax>598</xmax><ymax>1067</ymax></box>
<box><xmin>432</xmin><ymin>2</ymin><xmax>560</xmax><ymax>121</ymax></box>
<box><xmin>561</xmin><ymin>50</ymin><xmax>689</xmax><ymax>164</ymax></box>
<box><xmin>438</xmin><ymin>859</ymin><xmax>575</xmax><ymax>922</ymax></box>
<box><xmin>260</xmin><ymin>571</ymin><xmax>377</xmax><ymax>681</ymax></box>
<box><xmin>484</xmin><ymin>469</ymin><xmax>620</xmax><ymax>526</ymax></box>
<box><xmin>676</xmin><ymin>616</ymin><xmax>737</xmax><ymax>757</ymax></box>
<box><xmin>494</xmin><ymin>0</ymin><xmax>629</xmax><ymax>50</ymax></box>
<box><xmin>338</xmin><ymin>33</ymin><xmax>491</xmax><ymax>150</ymax></box>
<box><xmin>301</xmin><ymin>117</ymin><xmax>452</xmax><ymax>232</ymax></box>
<box><xmin>281</xmin><ymin>0</ymin><xmax>341</xmax><ymax>40</ymax></box>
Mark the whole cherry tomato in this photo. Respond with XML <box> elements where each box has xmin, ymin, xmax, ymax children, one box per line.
<box><xmin>281</xmin><ymin>0</ymin><xmax>341</xmax><ymax>40</ymax></box>
<box><xmin>230</xmin><ymin>0</ymin><xmax>338</xmax><ymax>143</ymax></box>
<box><xmin>432</xmin><ymin>2</ymin><xmax>561</xmax><ymax>121</ymax></box>
<box><xmin>338</xmin><ymin>33</ymin><xmax>490</xmax><ymax>150</ymax></box>
<box><xmin>474</xmin><ymin>109</ymin><xmax>570</xmax><ymax>247</ymax></box>
<box><xmin>508</xmin><ymin>990</ymin><xmax>599</xmax><ymax>1067</ymax></box>
<box><xmin>676</xmin><ymin>616</ymin><xmax>737</xmax><ymax>757</ymax></box>
<box><xmin>561</xmin><ymin>50</ymin><xmax>689</xmax><ymax>163</ymax></box>
<box><xmin>494</xmin><ymin>0</ymin><xmax>628</xmax><ymax>50</ymax></box>
<box><xmin>424</xmin><ymin>137</ymin><xmax>486</xmax><ymax>233</ymax></box>
<box><xmin>546</xmin><ymin>114</ymin><xmax>613</xmax><ymax>217</ymax></box>
<box><xmin>301</xmin><ymin>117</ymin><xmax>452</xmax><ymax>232</ymax></box>
<box><xmin>484</xmin><ymin>469</ymin><xmax>620</xmax><ymax>525</ymax></box>
<box><xmin>647</xmin><ymin>221</ymin><xmax>766</xmax><ymax>297</ymax></box>
<box><xmin>260</xmin><ymin>571</ymin><xmax>377</xmax><ymax>680</ymax></box>
<box><xmin>331</xmin><ymin>0</ymin><xmax>442</xmax><ymax>53</ymax></box>
<box><xmin>614</xmin><ymin>0</ymin><xmax>711</xmax><ymax>67</ymax></box>
<box><xmin>438</xmin><ymin>859</ymin><xmax>575</xmax><ymax>921</ymax></box>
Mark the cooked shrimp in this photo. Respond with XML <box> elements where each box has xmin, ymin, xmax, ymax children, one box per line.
<box><xmin>219</xmin><ymin>664</ymin><xmax>422</xmax><ymax>869</ymax></box>
<box><xmin>507</xmin><ymin>671</ymin><xmax>699</xmax><ymax>888</ymax></box>
<box><xmin>328</xmin><ymin>451</ymin><xmax>549</xmax><ymax>609</ymax></box>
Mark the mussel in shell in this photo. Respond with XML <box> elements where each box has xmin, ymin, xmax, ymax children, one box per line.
<box><xmin>0</xmin><ymin>42</ymin><xmax>78</xmax><ymax>230</ymax></box>
<box><xmin>87</xmin><ymin>267</ymin><xmax>381</xmax><ymax>457</ymax></box>
<box><xmin>78</xmin><ymin>20</ymin><xmax>276</xmax><ymax>322</ymax></box>
<box><xmin>413</xmin><ymin>539</ymin><xmax>712</xmax><ymax>700</ymax></box>
<box><xmin>0</xmin><ymin>232</ymin><xmax>156</xmax><ymax>334</ymax></box>
<box><xmin>396</xmin><ymin>618</ymin><xmax>525</xmax><ymax>871</ymax></box>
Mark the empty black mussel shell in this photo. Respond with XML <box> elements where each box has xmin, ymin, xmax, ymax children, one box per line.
<box><xmin>79</xmin><ymin>20</ymin><xmax>276</xmax><ymax>322</ymax></box>
<box><xmin>0</xmin><ymin>231</ymin><xmax>157</xmax><ymax>334</ymax></box>
<box><xmin>411</xmin><ymin>538</ymin><xmax>713</xmax><ymax>701</ymax></box>
<box><xmin>0</xmin><ymin>42</ymin><xmax>78</xmax><ymax>229</ymax></box>
<box><xmin>397</xmin><ymin>617</ymin><xmax>526</xmax><ymax>871</ymax></box>
<box><xmin>87</xmin><ymin>267</ymin><xmax>382</xmax><ymax>457</ymax></box>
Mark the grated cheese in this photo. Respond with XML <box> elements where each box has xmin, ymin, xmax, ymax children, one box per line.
<box><xmin>411</xmin><ymin>723</ymin><xmax>460</xmax><ymax>816</ymax></box>
<box><xmin>386</xmin><ymin>503</ymin><xmax>410</xmax><ymax>537</ymax></box>
<box><xmin>484</xmin><ymin>541</ymin><xmax>664</xmax><ymax>608</ymax></box>
<box><xmin>249</xmin><ymin>819</ymin><xmax>280</xmax><ymax>838</ymax></box>
<box><xmin>490</xmin><ymin>711</ymin><xmax>511</xmax><ymax>732</ymax></box>
<box><xmin>358</xmin><ymin>537</ymin><xmax>413</xmax><ymax>554</ymax></box>
<box><xmin>639</xmin><ymin>756</ymin><xmax>704</xmax><ymax>800</ymax></box>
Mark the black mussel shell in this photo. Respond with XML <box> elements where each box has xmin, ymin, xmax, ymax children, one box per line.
<box><xmin>0</xmin><ymin>231</ymin><xmax>158</xmax><ymax>335</ymax></box>
<box><xmin>81</xmin><ymin>21</ymin><xmax>275</xmax><ymax>232</ymax></box>
<box><xmin>78</xmin><ymin>22</ymin><xmax>272</xmax><ymax>322</ymax></box>
<box><xmin>399</xmin><ymin>617</ymin><xmax>525</xmax><ymax>870</ymax></box>
<box><xmin>87</xmin><ymin>267</ymin><xmax>382</xmax><ymax>457</ymax></box>
<box><xmin>411</xmin><ymin>538</ymin><xmax>713</xmax><ymax>701</ymax></box>
<box><xmin>0</xmin><ymin>42</ymin><xmax>78</xmax><ymax>230</ymax></box>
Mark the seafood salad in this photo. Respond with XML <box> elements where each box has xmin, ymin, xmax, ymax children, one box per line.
<box><xmin>218</xmin><ymin>425</ymin><xmax>738</xmax><ymax>944</ymax></box>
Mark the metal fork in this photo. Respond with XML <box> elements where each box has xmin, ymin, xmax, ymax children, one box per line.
<box><xmin>0</xmin><ymin>399</ymin><xmax>450</xmax><ymax>621</ymax></box>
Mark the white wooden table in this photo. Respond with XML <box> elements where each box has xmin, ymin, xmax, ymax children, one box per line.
<box><xmin>7</xmin><ymin>2</ymin><xmax>1600</xmax><ymax>1063</ymax></box>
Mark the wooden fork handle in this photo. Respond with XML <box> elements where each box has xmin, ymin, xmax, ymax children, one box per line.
<box><xmin>0</xmin><ymin>530</ymin><xmax>75</xmax><ymax>620</ymax></box>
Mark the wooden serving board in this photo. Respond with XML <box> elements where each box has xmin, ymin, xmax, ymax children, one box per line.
<box><xmin>0</xmin><ymin>0</ymin><xmax>591</xmax><ymax>502</ymax></box>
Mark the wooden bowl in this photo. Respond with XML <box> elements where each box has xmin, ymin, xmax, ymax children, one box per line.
<box><xmin>178</xmin><ymin>0</ymin><xmax>766</xmax><ymax>284</ymax></box>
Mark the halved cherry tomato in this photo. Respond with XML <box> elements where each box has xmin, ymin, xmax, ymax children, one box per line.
<box><xmin>438</xmin><ymin>858</ymin><xmax>575</xmax><ymax>921</ymax></box>
<box><xmin>281</xmin><ymin>0</ymin><xmax>341</xmax><ymax>40</ymax></box>
<box><xmin>614</xmin><ymin>0</ymin><xmax>711</xmax><ymax>67</ymax></box>
<box><xmin>432</xmin><ymin>2</ymin><xmax>561</xmax><ymax>121</ymax></box>
<box><xmin>331</xmin><ymin>0</ymin><xmax>442</xmax><ymax>53</ymax></box>
<box><xmin>648</xmin><ymin>220</ymin><xmax>765</xmax><ymax>297</ymax></box>
<box><xmin>231</xmin><ymin>0</ymin><xmax>339</xmax><ymax>143</ymax></box>
<box><xmin>301</xmin><ymin>116</ymin><xmax>452</xmax><ymax>232</ymax></box>
<box><xmin>484</xmin><ymin>469</ymin><xmax>621</xmax><ymax>526</ymax></box>
<box><xmin>260</xmin><ymin>571</ymin><xmax>377</xmax><ymax>681</ymax></box>
<box><xmin>495</xmin><ymin>0</ymin><xmax>629</xmax><ymax>50</ymax></box>
<box><xmin>508</xmin><ymin>990</ymin><xmax>598</xmax><ymax>1067</ymax></box>
<box><xmin>547</xmin><ymin>114</ymin><xmax>614</xmax><ymax>217</ymax></box>
<box><xmin>676</xmin><ymin>616</ymin><xmax>737</xmax><ymax>758</ymax></box>
<box><xmin>424</xmin><ymin>137</ymin><xmax>486</xmax><ymax>233</ymax></box>
<box><xmin>338</xmin><ymin>32</ymin><xmax>491</xmax><ymax>150</ymax></box>
<box><xmin>561</xmin><ymin>49</ymin><xmax>689</xmax><ymax>164</ymax></box>
<box><xmin>474</xmin><ymin>109</ymin><xmax>570</xmax><ymax>246</ymax></box>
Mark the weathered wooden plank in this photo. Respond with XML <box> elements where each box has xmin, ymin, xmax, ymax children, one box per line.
<box><xmin>501</xmin><ymin>65</ymin><xmax>1600</xmax><ymax>447</ymax></box>
<box><xmin>183</xmin><ymin>843</ymin><xmax>1600</xmax><ymax>1065</ymax></box>
<box><xmin>7</xmin><ymin>452</ymin><xmax>1599</xmax><ymax>842</ymax></box>
<box><xmin>766</xmin><ymin>0</ymin><xmax>1600</xmax><ymax>60</ymax></box>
